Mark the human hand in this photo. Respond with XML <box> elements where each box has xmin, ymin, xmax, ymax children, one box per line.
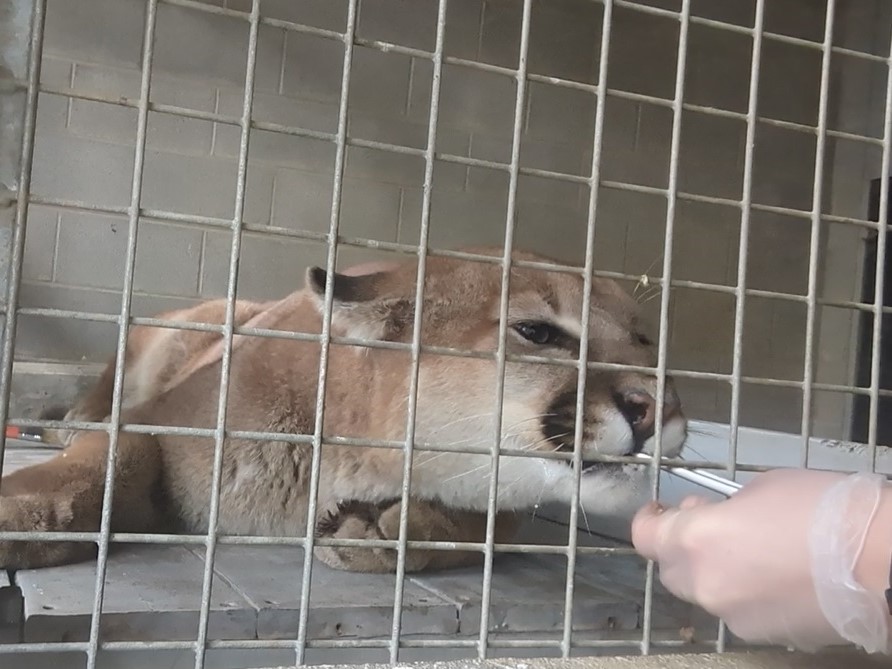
<box><xmin>631</xmin><ymin>468</ymin><xmax>892</xmax><ymax>652</ymax></box>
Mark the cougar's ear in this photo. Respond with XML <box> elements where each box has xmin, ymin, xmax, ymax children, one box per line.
<box><xmin>306</xmin><ymin>267</ymin><xmax>383</xmax><ymax>303</ymax></box>
<box><xmin>305</xmin><ymin>267</ymin><xmax>410</xmax><ymax>341</ymax></box>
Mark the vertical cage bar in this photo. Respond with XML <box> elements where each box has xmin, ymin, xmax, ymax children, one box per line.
<box><xmin>294</xmin><ymin>0</ymin><xmax>359</xmax><ymax>663</ymax></box>
<box><xmin>0</xmin><ymin>0</ymin><xmax>46</xmax><ymax>483</ymax></box>
<box><xmin>476</xmin><ymin>0</ymin><xmax>532</xmax><ymax>659</ymax></box>
<box><xmin>84</xmin><ymin>2</ymin><xmax>158</xmax><ymax>666</ymax></box>
<box><xmin>726</xmin><ymin>0</ymin><xmax>766</xmax><ymax>484</ymax></box>
<box><xmin>387</xmin><ymin>0</ymin><xmax>447</xmax><ymax>662</ymax></box>
<box><xmin>191</xmin><ymin>2</ymin><xmax>260</xmax><ymax>667</ymax></box>
<box><xmin>559</xmin><ymin>0</ymin><xmax>614</xmax><ymax>657</ymax></box>
<box><xmin>799</xmin><ymin>0</ymin><xmax>836</xmax><ymax>468</ymax></box>
<box><xmin>718</xmin><ymin>0</ymin><xmax>766</xmax><ymax>650</ymax></box>
<box><xmin>865</xmin><ymin>25</ymin><xmax>892</xmax><ymax>473</ymax></box>
<box><xmin>641</xmin><ymin>0</ymin><xmax>691</xmax><ymax>655</ymax></box>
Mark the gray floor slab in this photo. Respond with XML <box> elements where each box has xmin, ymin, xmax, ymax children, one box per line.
<box><xmin>16</xmin><ymin>544</ymin><xmax>257</xmax><ymax>642</ymax></box>
<box><xmin>410</xmin><ymin>553</ymin><xmax>640</xmax><ymax>636</ymax></box>
<box><xmin>192</xmin><ymin>545</ymin><xmax>461</xmax><ymax>640</ymax></box>
<box><xmin>571</xmin><ymin>554</ymin><xmax>718</xmax><ymax>633</ymax></box>
<box><xmin>2</xmin><ymin>440</ymin><xmax>59</xmax><ymax>474</ymax></box>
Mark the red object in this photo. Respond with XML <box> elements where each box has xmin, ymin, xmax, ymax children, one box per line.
<box><xmin>5</xmin><ymin>425</ymin><xmax>43</xmax><ymax>442</ymax></box>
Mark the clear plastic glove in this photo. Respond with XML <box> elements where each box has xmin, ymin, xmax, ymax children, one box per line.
<box><xmin>631</xmin><ymin>468</ymin><xmax>892</xmax><ymax>653</ymax></box>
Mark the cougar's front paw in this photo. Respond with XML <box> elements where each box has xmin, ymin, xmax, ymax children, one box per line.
<box><xmin>0</xmin><ymin>495</ymin><xmax>46</xmax><ymax>569</ymax></box>
<box><xmin>314</xmin><ymin>500</ymin><xmax>384</xmax><ymax>541</ymax></box>
<box><xmin>0</xmin><ymin>495</ymin><xmax>94</xmax><ymax>569</ymax></box>
<box><xmin>313</xmin><ymin>499</ymin><xmax>434</xmax><ymax>574</ymax></box>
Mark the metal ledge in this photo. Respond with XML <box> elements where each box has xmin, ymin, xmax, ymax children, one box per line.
<box><xmin>287</xmin><ymin>650</ymin><xmax>888</xmax><ymax>669</ymax></box>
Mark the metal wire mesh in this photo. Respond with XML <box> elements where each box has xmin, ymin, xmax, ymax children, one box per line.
<box><xmin>0</xmin><ymin>0</ymin><xmax>891</xmax><ymax>666</ymax></box>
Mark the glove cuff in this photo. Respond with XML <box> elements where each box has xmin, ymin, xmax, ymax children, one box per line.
<box><xmin>809</xmin><ymin>472</ymin><xmax>890</xmax><ymax>654</ymax></box>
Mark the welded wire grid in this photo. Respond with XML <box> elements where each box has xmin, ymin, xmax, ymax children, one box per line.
<box><xmin>0</xmin><ymin>0</ymin><xmax>891</xmax><ymax>666</ymax></box>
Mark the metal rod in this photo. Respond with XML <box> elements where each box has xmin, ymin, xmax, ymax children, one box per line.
<box><xmin>865</xmin><ymin>22</ymin><xmax>892</xmax><ymax>473</ymax></box>
<box><xmin>155</xmin><ymin>0</ymin><xmax>887</xmax><ymax>66</ymax></box>
<box><xmin>30</xmin><ymin>71</ymin><xmax>887</xmax><ymax>152</ymax></box>
<box><xmin>717</xmin><ymin>0</ymin><xmax>766</xmax><ymax>652</ymax></box>
<box><xmin>24</xmin><ymin>175</ymin><xmax>892</xmax><ymax>244</ymax></box>
<box><xmin>641</xmin><ymin>0</ymin><xmax>691</xmax><ymax>655</ymax></box>
<box><xmin>293</xmin><ymin>1</ymin><xmax>359</xmax><ymax>663</ymax></box>
<box><xmin>560</xmin><ymin>0</ymin><xmax>614</xmax><ymax>657</ymax></box>
<box><xmin>0</xmin><ymin>633</ymin><xmax>739</xmax><ymax>655</ymax></box>
<box><xmin>190</xmin><ymin>1</ymin><xmax>260</xmax><ymax>667</ymax></box>
<box><xmin>0</xmin><ymin>0</ymin><xmax>46</xmax><ymax>486</ymax></box>
<box><xmin>84</xmin><ymin>2</ymin><xmax>157</xmax><ymax>666</ymax></box>
<box><xmin>476</xmin><ymin>0</ymin><xmax>532</xmax><ymax>658</ymax></box>
<box><xmin>726</xmin><ymin>0</ymin><xmax>766</xmax><ymax>484</ymax></box>
<box><xmin>799</xmin><ymin>0</ymin><xmax>836</xmax><ymax>468</ymax></box>
<box><xmin>387</xmin><ymin>0</ymin><xmax>447</xmax><ymax>662</ymax></box>
<box><xmin>19</xmin><ymin>249</ymin><xmax>892</xmax><ymax>317</ymax></box>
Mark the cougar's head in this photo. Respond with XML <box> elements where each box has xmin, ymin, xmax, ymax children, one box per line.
<box><xmin>306</xmin><ymin>247</ymin><xmax>687</xmax><ymax>516</ymax></box>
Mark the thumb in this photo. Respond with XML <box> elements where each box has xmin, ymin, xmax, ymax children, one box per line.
<box><xmin>631</xmin><ymin>500</ymin><xmax>672</xmax><ymax>561</ymax></box>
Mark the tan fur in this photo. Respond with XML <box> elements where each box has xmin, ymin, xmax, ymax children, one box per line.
<box><xmin>0</xmin><ymin>247</ymin><xmax>687</xmax><ymax>573</ymax></box>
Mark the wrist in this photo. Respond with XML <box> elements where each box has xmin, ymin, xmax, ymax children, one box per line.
<box><xmin>809</xmin><ymin>472</ymin><xmax>890</xmax><ymax>654</ymax></box>
<box><xmin>854</xmin><ymin>482</ymin><xmax>892</xmax><ymax>602</ymax></box>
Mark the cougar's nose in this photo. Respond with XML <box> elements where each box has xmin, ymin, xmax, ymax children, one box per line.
<box><xmin>615</xmin><ymin>388</ymin><xmax>680</xmax><ymax>451</ymax></box>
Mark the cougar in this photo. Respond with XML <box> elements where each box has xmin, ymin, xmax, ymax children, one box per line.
<box><xmin>0</xmin><ymin>247</ymin><xmax>687</xmax><ymax>573</ymax></box>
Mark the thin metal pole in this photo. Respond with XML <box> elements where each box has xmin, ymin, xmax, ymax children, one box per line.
<box><xmin>0</xmin><ymin>0</ymin><xmax>46</xmax><ymax>485</ymax></box>
<box><xmin>155</xmin><ymin>0</ymin><xmax>887</xmax><ymax>67</ymax></box>
<box><xmin>190</xmin><ymin>1</ymin><xmax>260</xmax><ymax>667</ymax></box>
<box><xmin>387</xmin><ymin>0</ymin><xmax>447</xmax><ymax>662</ymax></box>
<box><xmin>559</xmin><ymin>0</ymin><xmax>613</xmax><ymax>657</ymax></box>
<box><xmin>477</xmin><ymin>0</ymin><xmax>532</xmax><ymax>659</ymax></box>
<box><xmin>0</xmin><ymin>633</ymin><xmax>740</xmax><ymax>656</ymax></box>
<box><xmin>84</xmin><ymin>2</ymin><xmax>157</xmax><ymax>667</ymax></box>
<box><xmin>25</xmin><ymin>176</ymin><xmax>892</xmax><ymax>242</ymax></box>
<box><xmin>799</xmin><ymin>0</ymin><xmax>836</xmax><ymax>468</ymax></box>
<box><xmin>294</xmin><ymin>0</ymin><xmax>359</xmax><ymax>663</ymax></box>
<box><xmin>865</xmin><ymin>23</ymin><xmax>892</xmax><ymax>473</ymax></box>
<box><xmin>725</xmin><ymin>1</ymin><xmax>767</xmax><ymax>484</ymax></box>
<box><xmin>717</xmin><ymin>0</ymin><xmax>766</xmax><ymax>651</ymax></box>
<box><xmin>640</xmin><ymin>0</ymin><xmax>690</xmax><ymax>655</ymax></box>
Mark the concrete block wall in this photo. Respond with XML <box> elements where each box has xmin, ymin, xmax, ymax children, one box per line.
<box><xmin>13</xmin><ymin>0</ymin><xmax>891</xmax><ymax>440</ymax></box>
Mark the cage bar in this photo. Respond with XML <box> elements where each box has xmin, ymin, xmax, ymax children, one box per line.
<box><xmin>799</xmin><ymin>1</ymin><xmax>837</xmax><ymax>469</ymax></box>
<box><xmin>188</xmin><ymin>1</ymin><xmax>261</xmax><ymax>667</ymax></box>
<box><xmin>385</xmin><ymin>0</ymin><xmax>447</xmax><ymax>662</ymax></box>
<box><xmin>0</xmin><ymin>0</ymin><xmax>44</xmax><ymax>484</ymax></box>
<box><xmin>717</xmin><ymin>0</ymin><xmax>768</xmax><ymax>653</ymax></box>
<box><xmin>293</xmin><ymin>0</ymin><xmax>360</xmax><ymax>664</ymax></box>
<box><xmin>639</xmin><ymin>0</ymin><xmax>691</xmax><ymax>655</ymax></box>
<box><xmin>865</xmin><ymin>24</ymin><xmax>892</xmax><ymax>473</ymax></box>
<box><xmin>26</xmin><ymin>74</ymin><xmax>888</xmax><ymax>156</ymax></box>
<box><xmin>472</xmin><ymin>0</ymin><xmax>534</xmax><ymax>658</ymax></box>
<box><xmin>153</xmin><ymin>0</ymin><xmax>888</xmax><ymax>66</ymax></box>
<box><xmin>558</xmin><ymin>0</ymin><xmax>615</xmax><ymax>657</ymax></box>
<box><xmin>83</xmin><ymin>2</ymin><xmax>158</xmax><ymax>667</ymax></box>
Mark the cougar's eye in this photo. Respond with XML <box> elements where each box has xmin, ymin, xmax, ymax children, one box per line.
<box><xmin>513</xmin><ymin>321</ymin><xmax>558</xmax><ymax>345</ymax></box>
